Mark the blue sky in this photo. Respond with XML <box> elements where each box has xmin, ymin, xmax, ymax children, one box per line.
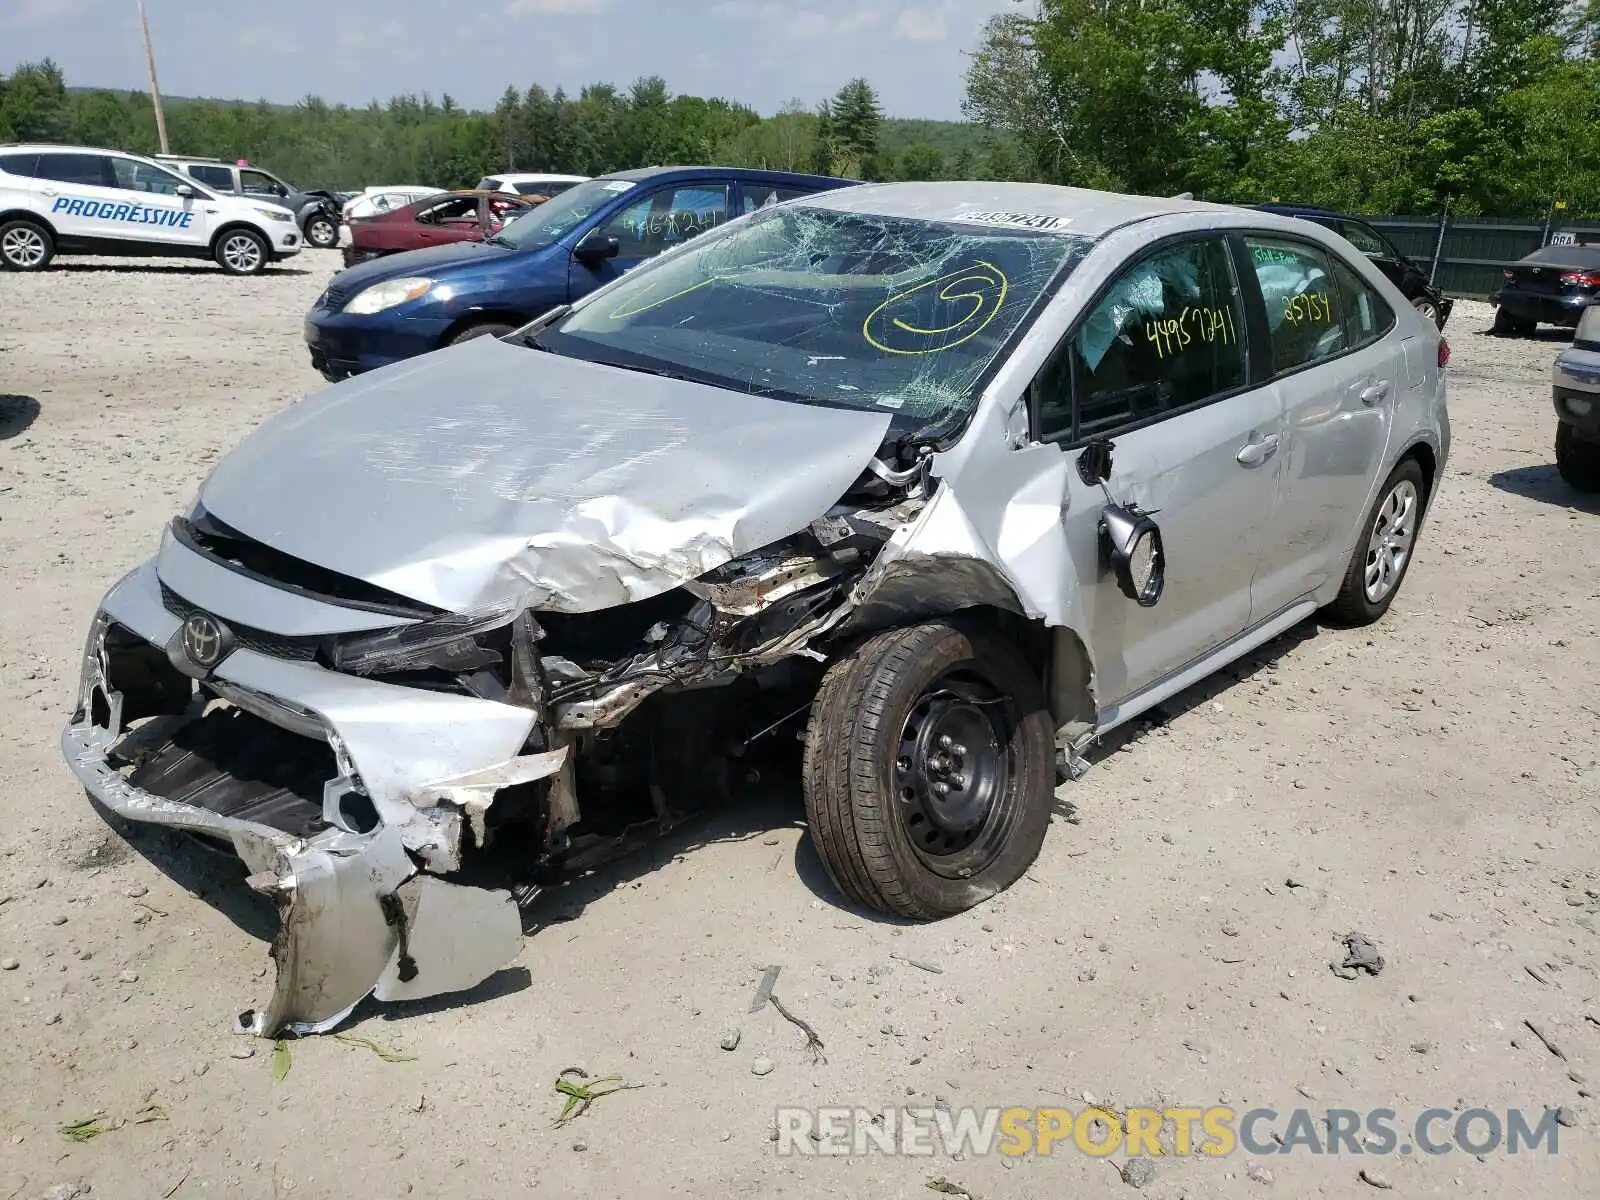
<box><xmin>3</xmin><ymin>0</ymin><xmax>1018</xmax><ymax>121</ymax></box>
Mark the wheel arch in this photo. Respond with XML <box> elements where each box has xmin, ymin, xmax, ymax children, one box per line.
<box><xmin>208</xmin><ymin>221</ymin><xmax>268</xmax><ymax>255</ymax></box>
<box><xmin>437</xmin><ymin>308</ymin><xmax>533</xmax><ymax>347</ymax></box>
<box><xmin>0</xmin><ymin>209</ymin><xmax>56</xmax><ymax>236</ymax></box>
<box><xmin>835</xmin><ymin>558</ymin><xmax>1098</xmax><ymax>746</ymax></box>
<box><xmin>1395</xmin><ymin>437</ymin><xmax>1439</xmax><ymax>511</ymax></box>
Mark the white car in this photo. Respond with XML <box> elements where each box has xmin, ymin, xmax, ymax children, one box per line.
<box><xmin>1553</xmin><ymin>304</ymin><xmax>1600</xmax><ymax>491</ymax></box>
<box><xmin>0</xmin><ymin>143</ymin><xmax>302</xmax><ymax>274</ymax></box>
<box><xmin>340</xmin><ymin>186</ymin><xmax>444</xmax><ymax>223</ymax></box>
<box><xmin>476</xmin><ymin>172</ymin><xmax>589</xmax><ymax>198</ymax></box>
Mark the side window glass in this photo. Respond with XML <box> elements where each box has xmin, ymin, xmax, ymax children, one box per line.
<box><xmin>196</xmin><ymin>165</ymin><xmax>235</xmax><ymax>189</ymax></box>
<box><xmin>34</xmin><ymin>153</ymin><xmax>111</xmax><ymax>187</ymax></box>
<box><xmin>107</xmin><ymin>158</ymin><xmax>190</xmax><ymax>195</ymax></box>
<box><xmin>1337</xmin><ymin>221</ymin><xmax>1389</xmax><ymax>259</ymax></box>
<box><xmin>602</xmin><ymin>184</ymin><xmax>730</xmax><ymax>258</ymax></box>
<box><xmin>741</xmin><ymin>185</ymin><xmax>814</xmax><ymax>215</ymax></box>
<box><xmin>417</xmin><ymin>196</ymin><xmax>476</xmax><ymax>225</ymax></box>
<box><xmin>1246</xmin><ymin>238</ymin><xmax>1347</xmax><ymax>373</ymax></box>
<box><xmin>1064</xmin><ymin>237</ymin><xmax>1246</xmax><ymax>441</ymax></box>
<box><xmin>240</xmin><ymin>169</ymin><xmax>287</xmax><ymax>198</ymax></box>
<box><xmin>0</xmin><ymin>153</ymin><xmax>39</xmax><ymax>177</ymax></box>
<box><xmin>1331</xmin><ymin>258</ymin><xmax>1394</xmax><ymax>349</ymax></box>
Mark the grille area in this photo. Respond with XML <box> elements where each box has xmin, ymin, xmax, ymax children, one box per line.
<box><xmin>122</xmin><ymin>705</ymin><xmax>332</xmax><ymax>839</ymax></box>
<box><xmin>160</xmin><ymin>583</ymin><xmax>321</xmax><ymax>663</ymax></box>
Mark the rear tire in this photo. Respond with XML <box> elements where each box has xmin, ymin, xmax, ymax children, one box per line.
<box><xmin>1555</xmin><ymin>424</ymin><xmax>1600</xmax><ymax>493</ymax></box>
<box><xmin>802</xmin><ymin>620</ymin><xmax>1055</xmax><ymax>919</ymax></box>
<box><xmin>1492</xmin><ymin>307</ymin><xmax>1534</xmax><ymax>337</ymax></box>
<box><xmin>447</xmin><ymin>322</ymin><xmax>517</xmax><ymax>346</ymax></box>
<box><xmin>215</xmin><ymin>228</ymin><xmax>269</xmax><ymax>275</ymax></box>
<box><xmin>0</xmin><ymin>219</ymin><xmax>54</xmax><ymax>270</ymax></box>
<box><xmin>1324</xmin><ymin>458</ymin><xmax>1427</xmax><ymax>626</ymax></box>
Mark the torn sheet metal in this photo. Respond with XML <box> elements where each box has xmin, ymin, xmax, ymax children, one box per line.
<box><xmin>850</xmin><ymin>401</ymin><xmax>1088</xmax><ymax>634</ymax></box>
<box><xmin>196</xmin><ymin>336</ymin><xmax>893</xmax><ymax>615</ymax></box>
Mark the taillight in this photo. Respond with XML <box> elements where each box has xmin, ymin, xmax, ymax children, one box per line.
<box><xmin>1438</xmin><ymin>338</ymin><xmax>1451</xmax><ymax>369</ymax></box>
<box><xmin>1558</xmin><ymin>271</ymin><xmax>1600</xmax><ymax>287</ymax></box>
<box><xmin>1503</xmin><ymin>269</ymin><xmax>1516</xmax><ymax>279</ymax></box>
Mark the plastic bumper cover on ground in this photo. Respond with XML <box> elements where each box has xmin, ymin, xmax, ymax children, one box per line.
<box><xmin>60</xmin><ymin>561</ymin><xmax>556</xmax><ymax>1036</ymax></box>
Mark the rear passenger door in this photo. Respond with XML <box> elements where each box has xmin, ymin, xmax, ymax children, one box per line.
<box><xmin>1032</xmin><ymin>234</ymin><xmax>1285</xmax><ymax>706</ymax></box>
<box><xmin>1243</xmin><ymin>235</ymin><xmax>1399</xmax><ymax>616</ymax></box>
<box><xmin>572</xmin><ymin>181</ymin><xmax>732</xmax><ymax>297</ymax></box>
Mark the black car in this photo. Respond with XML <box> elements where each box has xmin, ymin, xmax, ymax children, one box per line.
<box><xmin>1250</xmin><ymin>203</ymin><xmax>1454</xmax><ymax>329</ymax></box>
<box><xmin>1491</xmin><ymin>243</ymin><xmax>1600</xmax><ymax>337</ymax></box>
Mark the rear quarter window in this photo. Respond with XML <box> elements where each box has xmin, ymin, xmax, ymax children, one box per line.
<box><xmin>0</xmin><ymin>153</ymin><xmax>39</xmax><ymax>177</ymax></box>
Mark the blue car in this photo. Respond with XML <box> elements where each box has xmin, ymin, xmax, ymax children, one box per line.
<box><xmin>304</xmin><ymin>165</ymin><xmax>854</xmax><ymax>379</ymax></box>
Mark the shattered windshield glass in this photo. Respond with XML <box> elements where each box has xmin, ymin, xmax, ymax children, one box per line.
<box><xmin>535</xmin><ymin>206</ymin><xmax>1093</xmax><ymax>428</ymax></box>
<box><xmin>489</xmin><ymin>177</ymin><xmax>637</xmax><ymax>250</ymax></box>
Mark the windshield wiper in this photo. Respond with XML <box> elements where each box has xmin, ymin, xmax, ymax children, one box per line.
<box><xmin>486</xmin><ymin>234</ymin><xmax>516</xmax><ymax>248</ymax></box>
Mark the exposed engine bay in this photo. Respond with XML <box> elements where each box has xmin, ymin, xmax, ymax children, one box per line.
<box><xmin>63</xmin><ymin>451</ymin><xmax>944</xmax><ymax>1038</ymax></box>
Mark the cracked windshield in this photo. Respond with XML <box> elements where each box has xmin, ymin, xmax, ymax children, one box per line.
<box><xmin>536</xmin><ymin>206</ymin><xmax>1093</xmax><ymax>427</ymax></box>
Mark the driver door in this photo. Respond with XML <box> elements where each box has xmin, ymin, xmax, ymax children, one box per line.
<box><xmin>569</xmin><ymin>182</ymin><xmax>731</xmax><ymax>300</ymax></box>
<box><xmin>1032</xmin><ymin>234</ymin><xmax>1285</xmax><ymax>706</ymax></box>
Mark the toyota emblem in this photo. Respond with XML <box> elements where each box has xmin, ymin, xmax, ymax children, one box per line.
<box><xmin>182</xmin><ymin>612</ymin><xmax>230</xmax><ymax>668</ymax></box>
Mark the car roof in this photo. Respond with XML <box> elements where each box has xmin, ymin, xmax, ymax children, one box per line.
<box><xmin>1250</xmin><ymin>202</ymin><xmax>1381</xmax><ymax>225</ymax></box>
<box><xmin>600</xmin><ymin>165</ymin><xmax>857</xmax><ymax>187</ymax></box>
<box><xmin>488</xmin><ymin>172</ymin><xmax>589</xmax><ymax>182</ymax></box>
<box><xmin>792</xmin><ymin>181</ymin><xmax>1248</xmax><ymax>239</ymax></box>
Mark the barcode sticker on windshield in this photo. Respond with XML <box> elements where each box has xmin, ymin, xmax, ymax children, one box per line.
<box><xmin>957</xmin><ymin>211</ymin><xmax>1071</xmax><ymax>232</ymax></box>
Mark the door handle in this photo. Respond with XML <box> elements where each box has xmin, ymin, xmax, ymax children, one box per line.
<box><xmin>1360</xmin><ymin>379</ymin><xmax>1392</xmax><ymax>405</ymax></box>
<box><xmin>40</xmin><ymin>187</ymin><xmax>57</xmax><ymax>197</ymax></box>
<box><xmin>1236</xmin><ymin>432</ymin><xmax>1280</xmax><ymax>467</ymax></box>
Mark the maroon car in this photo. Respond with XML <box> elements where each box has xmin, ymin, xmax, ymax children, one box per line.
<box><xmin>341</xmin><ymin>190</ymin><xmax>539</xmax><ymax>266</ymax></box>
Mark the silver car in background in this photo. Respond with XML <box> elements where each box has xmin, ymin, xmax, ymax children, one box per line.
<box><xmin>61</xmin><ymin>182</ymin><xmax>1449</xmax><ymax>1036</ymax></box>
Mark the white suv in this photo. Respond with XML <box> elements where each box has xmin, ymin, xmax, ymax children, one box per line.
<box><xmin>475</xmin><ymin>172</ymin><xmax>589</xmax><ymax>198</ymax></box>
<box><xmin>0</xmin><ymin>144</ymin><xmax>302</xmax><ymax>274</ymax></box>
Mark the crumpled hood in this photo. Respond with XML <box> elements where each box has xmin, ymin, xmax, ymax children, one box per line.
<box><xmin>198</xmin><ymin>337</ymin><xmax>893</xmax><ymax>614</ymax></box>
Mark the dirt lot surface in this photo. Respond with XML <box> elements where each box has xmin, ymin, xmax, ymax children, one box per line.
<box><xmin>1</xmin><ymin>254</ymin><xmax>1596</xmax><ymax>1200</ymax></box>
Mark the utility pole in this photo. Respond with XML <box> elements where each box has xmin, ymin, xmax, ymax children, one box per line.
<box><xmin>136</xmin><ymin>0</ymin><xmax>170</xmax><ymax>154</ymax></box>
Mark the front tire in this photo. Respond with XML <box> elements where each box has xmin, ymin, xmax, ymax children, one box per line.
<box><xmin>0</xmin><ymin>219</ymin><xmax>54</xmax><ymax>270</ymax></box>
<box><xmin>802</xmin><ymin>620</ymin><xmax>1055</xmax><ymax>919</ymax></box>
<box><xmin>304</xmin><ymin>214</ymin><xmax>338</xmax><ymax>249</ymax></box>
<box><xmin>1555</xmin><ymin>424</ymin><xmax>1600</xmax><ymax>493</ymax></box>
<box><xmin>1325</xmin><ymin>458</ymin><xmax>1427</xmax><ymax>626</ymax></box>
<box><xmin>215</xmin><ymin>228</ymin><xmax>268</xmax><ymax>275</ymax></box>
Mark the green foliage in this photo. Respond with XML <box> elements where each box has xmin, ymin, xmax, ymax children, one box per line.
<box><xmin>966</xmin><ymin>0</ymin><xmax>1600</xmax><ymax>215</ymax></box>
<box><xmin>6</xmin><ymin>18</ymin><xmax>1595</xmax><ymax>217</ymax></box>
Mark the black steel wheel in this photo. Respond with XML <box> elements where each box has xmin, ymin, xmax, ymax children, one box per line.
<box><xmin>803</xmin><ymin>620</ymin><xmax>1054</xmax><ymax>919</ymax></box>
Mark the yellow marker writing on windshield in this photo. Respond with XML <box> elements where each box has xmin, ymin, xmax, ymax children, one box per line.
<box><xmin>862</xmin><ymin>262</ymin><xmax>1009</xmax><ymax>355</ymax></box>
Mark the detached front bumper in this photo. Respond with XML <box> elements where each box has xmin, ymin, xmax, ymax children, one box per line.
<box><xmin>62</xmin><ymin>558</ymin><xmax>562</xmax><ymax>1036</ymax></box>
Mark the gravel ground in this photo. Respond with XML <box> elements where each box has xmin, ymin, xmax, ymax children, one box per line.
<box><xmin>1</xmin><ymin>253</ymin><xmax>1596</xmax><ymax>1200</ymax></box>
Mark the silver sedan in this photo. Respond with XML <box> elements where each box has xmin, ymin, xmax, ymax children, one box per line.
<box><xmin>62</xmin><ymin>182</ymin><xmax>1449</xmax><ymax>1036</ymax></box>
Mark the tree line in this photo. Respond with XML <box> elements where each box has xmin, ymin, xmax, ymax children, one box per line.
<box><xmin>3</xmin><ymin>0</ymin><xmax>1597</xmax><ymax>219</ymax></box>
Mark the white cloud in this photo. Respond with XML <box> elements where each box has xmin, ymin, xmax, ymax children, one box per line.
<box><xmin>892</xmin><ymin>7</ymin><xmax>948</xmax><ymax>41</ymax></box>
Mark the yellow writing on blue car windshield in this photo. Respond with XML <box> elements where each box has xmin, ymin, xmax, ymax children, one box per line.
<box><xmin>862</xmin><ymin>262</ymin><xmax>1010</xmax><ymax>355</ymax></box>
<box><xmin>1143</xmin><ymin>305</ymin><xmax>1237</xmax><ymax>359</ymax></box>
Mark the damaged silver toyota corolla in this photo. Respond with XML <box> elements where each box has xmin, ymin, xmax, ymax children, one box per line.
<box><xmin>63</xmin><ymin>182</ymin><xmax>1449</xmax><ymax>1036</ymax></box>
